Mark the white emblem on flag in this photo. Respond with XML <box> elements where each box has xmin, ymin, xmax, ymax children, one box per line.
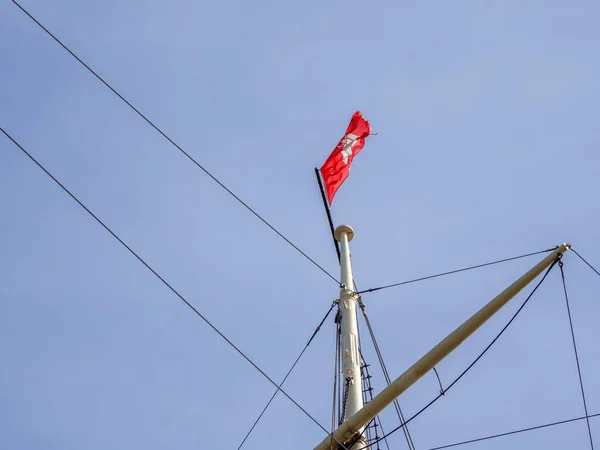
<box><xmin>341</xmin><ymin>133</ymin><xmax>359</xmax><ymax>165</ymax></box>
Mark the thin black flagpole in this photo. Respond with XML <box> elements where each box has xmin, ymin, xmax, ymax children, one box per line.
<box><xmin>315</xmin><ymin>167</ymin><xmax>341</xmax><ymax>263</ymax></box>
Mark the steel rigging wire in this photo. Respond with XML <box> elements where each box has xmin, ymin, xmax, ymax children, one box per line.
<box><xmin>237</xmin><ymin>302</ymin><xmax>337</xmax><ymax>450</ymax></box>
<box><xmin>358</xmin><ymin>248</ymin><xmax>556</xmax><ymax>295</ymax></box>
<box><xmin>11</xmin><ymin>0</ymin><xmax>339</xmax><ymax>286</ymax></box>
<box><xmin>559</xmin><ymin>260</ymin><xmax>595</xmax><ymax>449</ymax></box>
<box><xmin>427</xmin><ymin>412</ymin><xmax>600</xmax><ymax>450</ymax></box>
<box><xmin>572</xmin><ymin>248</ymin><xmax>600</xmax><ymax>278</ymax></box>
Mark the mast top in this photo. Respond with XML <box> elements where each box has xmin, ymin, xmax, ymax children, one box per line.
<box><xmin>334</xmin><ymin>224</ymin><xmax>354</xmax><ymax>242</ymax></box>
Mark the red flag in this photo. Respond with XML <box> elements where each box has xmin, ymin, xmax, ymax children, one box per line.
<box><xmin>320</xmin><ymin>111</ymin><xmax>371</xmax><ymax>204</ymax></box>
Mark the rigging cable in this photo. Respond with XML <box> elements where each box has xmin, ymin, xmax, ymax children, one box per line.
<box><xmin>237</xmin><ymin>302</ymin><xmax>336</xmax><ymax>449</ymax></box>
<box><xmin>558</xmin><ymin>260</ymin><xmax>595</xmax><ymax>449</ymax></box>
<box><xmin>358</xmin><ymin>299</ymin><xmax>417</xmax><ymax>450</ymax></box>
<box><xmin>351</xmin><ymin>257</ymin><xmax>560</xmax><ymax>450</ymax></box>
<box><xmin>332</xmin><ymin>308</ymin><xmax>342</xmax><ymax>438</ymax></box>
<box><xmin>357</xmin><ymin>248</ymin><xmax>556</xmax><ymax>295</ymax></box>
<box><xmin>11</xmin><ymin>0</ymin><xmax>338</xmax><ymax>285</ymax></box>
<box><xmin>374</xmin><ymin>415</ymin><xmax>392</xmax><ymax>450</ymax></box>
<box><xmin>427</xmin><ymin>412</ymin><xmax>600</xmax><ymax>450</ymax></box>
<box><xmin>572</xmin><ymin>248</ymin><xmax>600</xmax><ymax>278</ymax></box>
<box><xmin>432</xmin><ymin>367</ymin><xmax>445</xmax><ymax>395</ymax></box>
<box><xmin>354</xmin><ymin>293</ymin><xmax>385</xmax><ymax>449</ymax></box>
<box><xmin>0</xmin><ymin>127</ymin><xmax>348</xmax><ymax>450</ymax></box>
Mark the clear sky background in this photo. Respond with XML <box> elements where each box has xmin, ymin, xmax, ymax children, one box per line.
<box><xmin>1</xmin><ymin>1</ymin><xmax>599</xmax><ymax>449</ymax></box>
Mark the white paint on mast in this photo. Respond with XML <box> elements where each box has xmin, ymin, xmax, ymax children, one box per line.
<box><xmin>335</xmin><ymin>224</ymin><xmax>366</xmax><ymax>449</ymax></box>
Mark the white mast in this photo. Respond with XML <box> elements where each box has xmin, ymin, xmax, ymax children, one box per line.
<box><xmin>335</xmin><ymin>224</ymin><xmax>366</xmax><ymax>450</ymax></box>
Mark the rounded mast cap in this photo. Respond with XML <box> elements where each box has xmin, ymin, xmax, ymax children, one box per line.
<box><xmin>334</xmin><ymin>224</ymin><xmax>355</xmax><ymax>242</ymax></box>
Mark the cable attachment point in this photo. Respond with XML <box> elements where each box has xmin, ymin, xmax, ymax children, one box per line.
<box><xmin>357</xmin><ymin>296</ymin><xmax>366</xmax><ymax>310</ymax></box>
<box><xmin>433</xmin><ymin>366</ymin><xmax>445</xmax><ymax>395</ymax></box>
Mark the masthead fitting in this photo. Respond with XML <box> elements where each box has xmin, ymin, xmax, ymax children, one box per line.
<box><xmin>334</xmin><ymin>224</ymin><xmax>355</xmax><ymax>242</ymax></box>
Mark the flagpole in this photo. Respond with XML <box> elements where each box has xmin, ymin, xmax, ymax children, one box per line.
<box><xmin>335</xmin><ymin>224</ymin><xmax>366</xmax><ymax>449</ymax></box>
<box><xmin>315</xmin><ymin>167</ymin><xmax>341</xmax><ymax>263</ymax></box>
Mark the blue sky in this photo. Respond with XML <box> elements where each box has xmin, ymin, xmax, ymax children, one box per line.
<box><xmin>1</xmin><ymin>1</ymin><xmax>599</xmax><ymax>449</ymax></box>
